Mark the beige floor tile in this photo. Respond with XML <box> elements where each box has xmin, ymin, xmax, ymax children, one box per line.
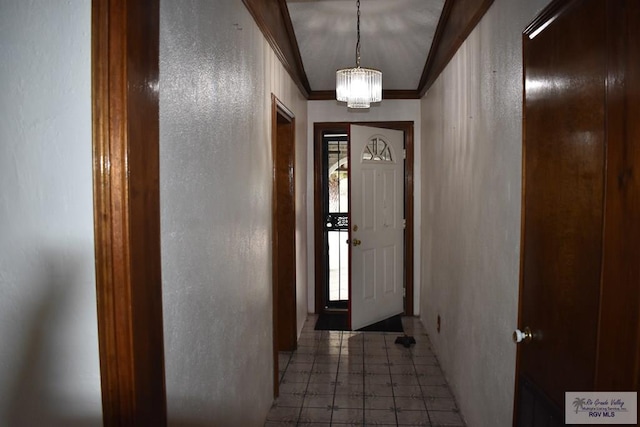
<box><xmin>364</xmin><ymin>395</ymin><xmax>396</xmax><ymax>410</ymax></box>
<box><xmin>302</xmin><ymin>394</ymin><xmax>334</xmax><ymax>409</ymax></box>
<box><xmin>332</xmin><ymin>407</ymin><xmax>365</xmax><ymax>424</ymax></box>
<box><xmin>298</xmin><ymin>406</ymin><xmax>332</xmax><ymax>423</ymax></box>
<box><xmin>428</xmin><ymin>410</ymin><xmax>465</xmax><ymax>426</ymax></box>
<box><xmin>394</xmin><ymin>396</ymin><xmax>427</xmax><ymax>411</ymax></box>
<box><xmin>265</xmin><ymin>316</ymin><xmax>465</xmax><ymax>426</ymax></box>
<box><xmin>333</xmin><ymin>394</ymin><xmax>365</xmax><ymax>409</ymax></box>
<box><xmin>364</xmin><ymin>408</ymin><xmax>398</xmax><ymax>425</ymax></box>
<box><xmin>396</xmin><ymin>409</ymin><xmax>431</xmax><ymax>426</ymax></box>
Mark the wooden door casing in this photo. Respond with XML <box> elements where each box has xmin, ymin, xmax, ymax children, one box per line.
<box><xmin>92</xmin><ymin>0</ymin><xmax>167</xmax><ymax>424</ymax></box>
<box><xmin>595</xmin><ymin>0</ymin><xmax>640</xmax><ymax>392</ymax></box>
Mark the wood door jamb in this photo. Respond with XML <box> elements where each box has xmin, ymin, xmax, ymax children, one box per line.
<box><xmin>92</xmin><ymin>0</ymin><xmax>167</xmax><ymax>424</ymax></box>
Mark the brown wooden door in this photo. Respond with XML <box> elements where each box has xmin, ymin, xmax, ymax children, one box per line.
<box><xmin>272</xmin><ymin>97</ymin><xmax>297</xmax><ymax>397</ymax></box>
<box><xmin>274</xmin><ymin>102</ymin><xmax>297</xmax><ymax>354</ymax></box>
<box><xmin>516</xmin><ymin>0</ymin><xmax>640</xmax><ymax>424</ymax></box>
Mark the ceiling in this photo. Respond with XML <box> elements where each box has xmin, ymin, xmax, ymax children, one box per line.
<box><xmin>242</xmin><ymin>0</ymin><xmax>495</xmax><ymax>99</ymax></box>
<box><xmin>286</xmin><ymin>0</ymin><xmax>446</xmax><ymax>92</ymax></box>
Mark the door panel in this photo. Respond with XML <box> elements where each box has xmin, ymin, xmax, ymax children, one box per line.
<box><xmin>518</xmin><ymin>0</ymin><xmax>606</xmax><ymax>419</ymax></box>
<box><xmin>516</xmin><ymin>0</ymin><xmax>640</xmax><ymax>423</ymax></box>
<box><xmin>515</xmin><ymin>0</ymin><xmax>640</xmax><ymax>424</ymax></box>
<box><xmin>362</xmin><ymin>169</ymin><xmax>375</xmax><ymax>230</ymax></box>
<box><xmin>382</xmin><ymin>245</ymin><xmax>396</xmax><ymax>294</ymax></box>
<box><xmin>313</xmin><ymin>122</ymin><xmax>414</xmax><ymax>317</ymax></box>
<box><xmin>350</xmin><ymin>125</ymin><xmax>404</xmax><ymax>330</ymax></box>
<box><xmin>362</xmin><ymin>249</ymin><xmax>375</xmax><ymax>300</ymax></box>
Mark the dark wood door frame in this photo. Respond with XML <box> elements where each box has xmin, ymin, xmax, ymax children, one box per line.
<box><xmin>313</xmin><ymin>121</ymin><xmax>415</xmax><ymax>317</ymax></box>
<box><xmin>92</xmin><ymin>0</ymin><xmax>166</xmax><ymax>425</ymax></box>
<box><xmin>272</xmin><ymin>95</ymin><xmax>297</xmax><ymax>397</ymax></box>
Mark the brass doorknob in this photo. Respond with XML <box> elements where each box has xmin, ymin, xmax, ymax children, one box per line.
<box><xmin>353</xmin><ymin>238</ymin><xmax>362</xmax><ymax>246</ymax></box>
<box><xmin>513</xmin><ymin>327</ymin><xmax>533</xmax><ymax>344</ymax></box>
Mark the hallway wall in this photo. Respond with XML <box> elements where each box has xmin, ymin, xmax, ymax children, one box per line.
<box><xmin>419</xmin><ymin>0</ymin><xmax>549</xmax><ymax>426</ymax></box>
<box><xmin>159</xmin><ymin>1</ymin><xmax>307</xmax><ymax>425</ymax></box>
<box><xmin>0</xmin><ymin>1</ymin><xmax>102</xmax><ymax>425</ymax></box>
<box><xmin>306</xmin><ymin>100</ymin><xmax>422</xmax><ymax>315</ymax></box>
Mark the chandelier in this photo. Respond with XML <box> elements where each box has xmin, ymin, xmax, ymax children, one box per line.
<box><xmin>336</xmin><ymin>0</ymin><xmax>382</xmax><ymax>109</ymax></box>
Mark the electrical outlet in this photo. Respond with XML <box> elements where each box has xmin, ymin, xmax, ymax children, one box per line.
<box><xmin>437</xmin><ymin>314</ymin><xmax>441</xmax><ymax>333</ymax></box>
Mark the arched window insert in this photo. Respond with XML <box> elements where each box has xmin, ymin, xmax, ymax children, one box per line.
<box><xmin>362</xmin><ymin>135</ymin><xmax>394</xmax><ymax>162</ymax></box>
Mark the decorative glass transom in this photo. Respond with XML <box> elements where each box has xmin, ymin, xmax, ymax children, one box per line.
<box><xmin>362</xmin><ymin>136</ymin><xmax>393</xmax><ymax>162</ymax></box>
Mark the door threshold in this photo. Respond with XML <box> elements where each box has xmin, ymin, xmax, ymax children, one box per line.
<box><xmin>323</xmin><ymin>307</ymin><xmax>348</xmax><ymax>314</ymax></box>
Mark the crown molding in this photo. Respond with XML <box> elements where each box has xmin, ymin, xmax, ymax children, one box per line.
<box><xmin>244</xmin><ymin>0</ymin><xmax>494</xmax><ymax>100</ymax></box>
<box><xmin>418</xmin><ymin>0</ymin><xmax>495</xmax><ymax>97</ymax></box>
<box><xmin>242</xmin><ymin>0</ymin><xmax>311</xmax><ymax>98</ymax></box>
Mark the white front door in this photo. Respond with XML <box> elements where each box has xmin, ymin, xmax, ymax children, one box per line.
<box><xmin>350</xmin><ymin>125</ymin><xmax>404</xmax><ymax>330</ymax></box>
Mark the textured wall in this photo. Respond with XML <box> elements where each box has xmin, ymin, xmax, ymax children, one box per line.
<box><xmin>419</xmin><ymin>1</ymin><xmax>549</xmax><ymax>425</ymax></box>
<box><xmin>0</xmin><ymin>1</ymin><xmax>101</xmax><ymax>425</ymax></box>
<box><xmin>306</xmin><ymin>100</ymin><xmax>422</xmax><ymax>315</ymax></box>
<box><xmin>159</xmin><ymin>1</ymin><xmax>307</xmax><ymax>425</ymax></box>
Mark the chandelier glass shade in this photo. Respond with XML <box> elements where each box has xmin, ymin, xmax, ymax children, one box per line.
<box><xmin>336</xmin><ymin>66</ymin><xmax>382</xmax><ymax>109</ymax></box>
<box><xmin>336</xmin><ymin>0</ymin><xmax>382</xmax><ymax>109</ymax></box>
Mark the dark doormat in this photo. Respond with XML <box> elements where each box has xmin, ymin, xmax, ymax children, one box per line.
<box><xmin>315</xmin><ymin>312</ymin><xmax>404</xmax><ymax>333</ymax></box>
<box><xmin>314</xmin><ymin>311</ymin><xmax>349</xmax><ymax>331</ymax></box>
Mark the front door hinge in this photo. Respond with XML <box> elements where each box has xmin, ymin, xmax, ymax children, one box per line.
<box><xmin>403</xmin><ymin>149</ymin><xmax>406</xmax><ymax>159</ymax></box>
<box><xmin>403</xmin><ymin>288</ymin><xmax>406</xmax><ymax>297</ymax></box>
<box><xmin>403</xmin><ymin>219</ymin><xmax>406</xmax><ymax>229</ymax></box>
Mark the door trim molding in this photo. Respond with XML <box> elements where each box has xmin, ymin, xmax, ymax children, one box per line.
<box><xmin>92</xmin><ymin>0</ymin><xmax>166</xmax><ymax>424</ymax></box>
<box><xmin>313</xmin><ymin>121</ymin><xmax>415</xmax><ymax>317</ymax></box>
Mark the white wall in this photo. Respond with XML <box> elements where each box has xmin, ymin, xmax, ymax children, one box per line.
<box><xmin>306</xmin><ymin>100</ymin><xmax>422</xmax><ymax>315</ymax></box>
<box><xmin>159</xmin><ymin>1</ymin><xmax>307</xmax><ymax>425</ymax></box>
<box><xmin>419</xmin><ymin>0</ymin><xmax>549</xmax><ymax>425</ymax></box>
<box><xmin>0</xmin><ymin>1</ymin><xmax>102</xmax><ymax>426</ymax></box>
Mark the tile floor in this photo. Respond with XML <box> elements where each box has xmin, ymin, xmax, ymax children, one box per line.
<box><xmin>264</xmin><ymin>315</ymin><xmax>465</xmax><ymax>426</ymax></box>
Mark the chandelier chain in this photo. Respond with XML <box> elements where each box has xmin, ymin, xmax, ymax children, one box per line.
<box><xmin>356</xmin><ymin>0</ymin><xmax>361</xmax><ymax>68</ymax></box>
<box><xmin>336</xmin><ymin>0</ymin><xmax>381</xmax><ymax>108</ymax></box>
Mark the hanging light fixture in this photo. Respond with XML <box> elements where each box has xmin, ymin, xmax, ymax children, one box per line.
<box><xmin>336</xmin><ymin>0</ymin><xmax>382</xmax><ymax>109</ymax></box>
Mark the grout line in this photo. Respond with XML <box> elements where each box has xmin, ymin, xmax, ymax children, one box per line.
<box><xmin>362</xmin><ymin>332</ymin><xmax>366</xmax><ymax>426</ymax></box>
<box><xmin>279</xmin><ymin>351</ymin><xmax>292</xmax><ymax>383</ymax></box>
<box><xmin>410</xmin><ymin>340</ymin><xmax>432</xmax><ymax>425</ymax></box>
<box><xmin>386</xmin><ymin>334</ymin><xmax>400</xmax><ymax>427</ymax></box>
<box><xmin>328</xmin><ymin>330</ymin><xmax>344</xmax><ymax>425</ymax></box>
<box><xmin>296</xmin><ymin>333</ymin><xmax>318</xmax><ymax>427</ymax></box>
<box><xmin>411</xmin><ymin>324</ymin><xmax>435</xmax><ymax>426</ymax></box>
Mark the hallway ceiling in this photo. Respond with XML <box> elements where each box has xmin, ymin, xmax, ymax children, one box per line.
<box><xmin>242</xmin><ymin>0</ymin><xmax>495</xmax><ymax>99</ymax></box>
<box><xmin>286</xmin><ymin>0</ymin><xmax>446</xmax><ymax>92</ymax></box>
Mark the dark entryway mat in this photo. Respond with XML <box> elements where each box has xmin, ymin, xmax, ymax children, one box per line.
<box><xmin>315</xmin><ymin>313</ymin><xmax>404</xmax><ymax>332</ymax></box>
<box><xmin>314</xmin><ymin>311</ymin><xmax>349</xmax><ymax>331</ymax></box>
